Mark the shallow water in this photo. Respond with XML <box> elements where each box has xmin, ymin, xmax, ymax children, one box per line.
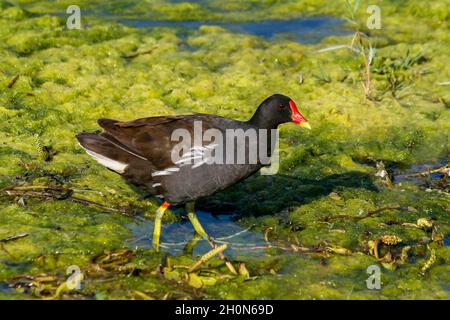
<box><xmin>393</xmin><ymin>159</ymin><xmax>448</xmax><ymax>186</ymax></box>
<box><xmin>0</xmin><ymin>283</ymin><xmax>14</xmax><ymax>295</ymax></box>
<box><xmin>1</xmin><ymin>0</ymin><xmax>449</xmax><ymax>300</ymax></box>
<box><xmin>120</xmin><ymin>16</ymin><xmax>348</xmax><ymax>43</ymax></box>
<box><xmin>127</xmin><ymin>211</ymin><xmax>268</xmax><ymax>257</ymax></box>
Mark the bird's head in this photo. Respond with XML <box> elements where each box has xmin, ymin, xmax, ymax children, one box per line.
<box><xmin>250</xmin><ymin>94</ymin><xmax>311</xmax><ymax>129</ymax></box>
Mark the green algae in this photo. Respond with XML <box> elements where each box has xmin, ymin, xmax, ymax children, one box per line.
<box><xmin>0</xmin><ymin>1</ymin><xmax>449</xmax><ymax>299</ymax></box>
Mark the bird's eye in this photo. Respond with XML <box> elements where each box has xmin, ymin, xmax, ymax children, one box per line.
<box><xmin>278</xmin><ymin>104</ymin><xmax>286</xmax><ymax>109</ymax></box>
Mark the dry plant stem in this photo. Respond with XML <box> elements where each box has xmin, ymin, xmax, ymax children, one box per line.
<box><xmin>2</xmin><ymin>186</ymin><xmax>127</xmax><ymax>213</ymax></box>
<box><xmin>206</xmin><ymin>235</ymin><xmax>237</xmax><ymax>274</ymax></box>
<box><xmin>0</xmin><ymin>233</ymin><xmax>29</xmax><ymax>243</ymax></box>
<box><xmin>403</xmin><ymin>163</ymin><xmax>449</xmax><ymax>177</ymax></box>
<box><xmin>351</xmin><ymin>31</ymin><xmax>372</xmax><ymax>99</ymax></box>
<box><xmin>188</xmin><ymin>244</ymin><xmax>227</xmax><ymax>273</ymax></box>
<box><xmin>373</xmin><ymin>239</ymin><xmax>380</xmax><ymax>259</ymax></box>
<box><xmin>7</xmin><ymin>74</ymin><xmax>20</xmax><ymax>88</ymax></box>
<box><xmin>123</xmin><ymin>46</ymin><xmax>158</xmax><ymax>59</ymax></box>
<box><xmin>362</xmin><ymin>52</ymin><xmax>371</xmax><ymax>98</ymax></box>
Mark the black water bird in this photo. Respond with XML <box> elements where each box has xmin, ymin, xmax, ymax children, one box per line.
<box><xmin>76</xmin><ymin>94</ymin><xmax>310</xmax><ymax>255</ymax></box>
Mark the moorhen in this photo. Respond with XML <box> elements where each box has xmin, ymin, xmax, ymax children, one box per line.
<box><xmin>76</xmin><ymin>94</ymin><xmax>310</xmax><ymax>256</ymax></box>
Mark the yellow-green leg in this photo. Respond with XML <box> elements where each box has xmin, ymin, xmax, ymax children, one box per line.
<box><xmin>152</xmin><ymin>201</ymin><xmax>170</xmax><ymax>252</ymax></box>
<box><xmin>183</xmin><ymin>233</ymin><xmax>202</xmax><ymax>256</ymax></box>
<box><xmin>186</xmin><ymin>201</ymin><xmax>208</xmax><ymax>238</ymax></box>
<box><xmin>186</xmin><ymin>201</ymin><xmax>237</xmax><ymax>274</ymax></box>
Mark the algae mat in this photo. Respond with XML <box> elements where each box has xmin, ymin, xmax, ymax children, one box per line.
<box><xmin>0</xmin><ymin>0</ymin><xmax>449</xmax><ymax>299</ymax></box>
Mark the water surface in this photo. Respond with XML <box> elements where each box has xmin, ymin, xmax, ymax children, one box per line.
<box><xmin>127</xmin><ymin>210</ymin><xmax>268</xmax><ymax>257</ymax></box>
<box><xmin>393</xmin><ymin>159</ymin><xmax>448</xmax><ymax>187</ymax></box>
<box><xmin>120</xmin><ymin>16</ymin><xmax>348</xmax><ymax>43</ymax></box>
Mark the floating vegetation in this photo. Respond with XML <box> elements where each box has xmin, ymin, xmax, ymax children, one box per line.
<box><xmin>0</xmin><ymin>0</ymin><xmax>448</xmax><ymax>299</ymax></box>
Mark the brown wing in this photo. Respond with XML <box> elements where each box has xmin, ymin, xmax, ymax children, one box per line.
<box><xmin>97</xmin><ymin>115</ymin><xmax>225</xmax><ymax>171</ymax></box>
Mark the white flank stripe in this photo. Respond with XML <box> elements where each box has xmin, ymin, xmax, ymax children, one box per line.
<box><xmin>151</xmin><ymin>171</ymin><xmax>168</xmax><ymax>177</ymax></box>
<box><xmin>175</xmin><ymin>155</ymin><xmax>203</xmax><ymax>165</ymax></box>
<box><xmin>85</xmin><ymin>149</ymin><xmax>128</xmax><ymax>173</ymax></box>
<box><xmin>152</xmin><ymin>183</ymin><xmax>162</xmax><ymax>187</ymax></box>
<box><xmin>205</xmin><ymin>143</ymin><xmax>219</xmax><ymax>149</ymax></box>
<box><xmin>174</xmin><ymin>143</ymin><xmax>218</xmax><ymax>168</ymax></box>
<box><xmin>151</xmin><ymin>167</ymin><xmax>180</xmax><ymax>177</ymax></box>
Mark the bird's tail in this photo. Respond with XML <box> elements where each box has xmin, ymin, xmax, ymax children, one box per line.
<box><xmin>76</xmin><ymin>133</ymin><xmax>135</xmax><ymax>173</ymax></box>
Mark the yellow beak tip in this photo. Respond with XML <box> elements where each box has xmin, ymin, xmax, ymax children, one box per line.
<box><xmin>299</xmin><ymin>122</ymin><xmax>312</xmax><ymax>130</ymax></box>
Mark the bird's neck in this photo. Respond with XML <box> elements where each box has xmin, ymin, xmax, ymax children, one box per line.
<box><xmin>247</xmin><ymin>110</ymin><xmax>278</xmax><ymax>129</ymax></box>
<box><xmin>247</xmin><ymin>112</ymin><xmax>278</xmax><ymax>160</ymax></box>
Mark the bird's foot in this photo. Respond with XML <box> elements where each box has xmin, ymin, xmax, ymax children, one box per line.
<box><xmin>186</xmin><ymin>201</ymin><xmax>238</xmax><ymax>275</ymax></box>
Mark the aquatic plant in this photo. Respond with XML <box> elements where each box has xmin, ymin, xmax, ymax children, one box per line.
<box><xmin>0</xmin><ymin>0</ymin><xmax>448</xmax><ymax>300</ymax></box>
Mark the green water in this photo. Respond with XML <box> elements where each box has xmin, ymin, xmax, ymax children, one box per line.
<box><xmin>0</xmin><ymin>0</ymin><xmax>449</xmax><ymax>299</ymax></box>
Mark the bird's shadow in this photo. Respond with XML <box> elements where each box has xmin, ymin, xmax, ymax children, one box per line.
<box><xmin>197</xmin><ymin>171</ymin><xmax>378</xmax><ymax>217</ymax></box>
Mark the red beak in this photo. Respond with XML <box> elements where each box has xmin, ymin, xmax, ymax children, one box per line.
<box><xmin>289</xmin><ymin>100</ymin><xmax>311</xmax><ymax>129</ymax></box>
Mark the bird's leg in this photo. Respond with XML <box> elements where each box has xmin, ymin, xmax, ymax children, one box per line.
<box><xmin>186</xmin><ymin>202</ymin><xmax>208</xmax><ymax>238</ymax></box>
<box><xmin>152</xmin><ymin>201</ymin><xmax>170</xmax><ymax>252</ymax></box>
<box><xmin>183</xmin><ymin>233</ymin><xmax>202</xmax><ymax>256</ymax></box>
<box><xmin>186</xmin><ymin>201</ymin><xmax>237</xmax><ymax>275</ymax></box>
